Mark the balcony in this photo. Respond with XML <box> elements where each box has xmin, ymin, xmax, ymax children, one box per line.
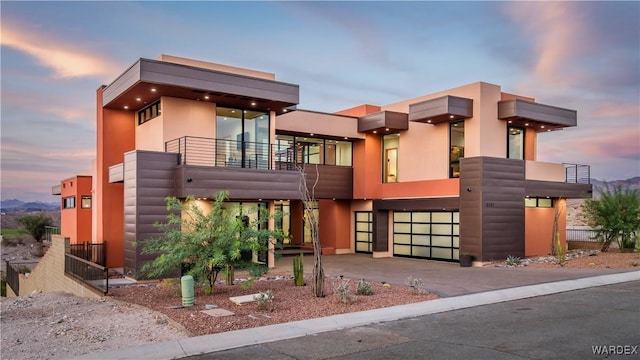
<box><xmin>163</xmin><ymin>136</ymin><xmax>353</xmax><ymax>200</ymax></box>
<box><xmin>165</xmin><ymin>136</ymin><xmax>296</xmax><ymax>170</ymax></box>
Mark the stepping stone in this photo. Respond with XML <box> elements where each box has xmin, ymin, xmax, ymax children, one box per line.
<box><xmin>229</xmin><ymin>293</ymin><xmax>260</xmax><ymax>305</ymax></box>
<box><xmin>200</xmin><ymin>308</ymin><xmax>235</xmax><ymax>317</ymax></box>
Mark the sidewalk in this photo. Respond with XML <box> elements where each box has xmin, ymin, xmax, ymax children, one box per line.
<box><xmin>73</xmin><ymin>254</ymin><xmax>640</xmax><ymax>360</ymax></box>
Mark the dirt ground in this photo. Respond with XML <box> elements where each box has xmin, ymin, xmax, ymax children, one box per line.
<box><xmin>2</xmin><ymin>214</ymin><xmax>639</xmax><ymax>359</ymax></box>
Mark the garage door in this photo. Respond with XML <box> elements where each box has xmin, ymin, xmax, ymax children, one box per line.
<box><xmin>393</xmin><ymin>211</ymin><xmax>459</xmax><ymax>261</ymax></box>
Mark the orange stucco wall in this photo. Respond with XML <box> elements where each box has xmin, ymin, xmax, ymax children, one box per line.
<box><xmin>524</xmin><ymin>199</ymin><xmax>566</xmax><ymax>257</ymax></box>
<box><xmin>60</xmin><ymin>176</ymin><xmax>92</xmax><ymax>245</ymax></box>
<box><xmin>96</xmin><ymin>87</ymin><xmax>135</xmax><ymax>268</ymax></box>
<box><xmin>318</xmin><ymin>200</ymin><xmax>351</xmax><ymax>253</ymax></box>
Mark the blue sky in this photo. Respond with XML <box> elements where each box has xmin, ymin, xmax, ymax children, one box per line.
<box><xmin>1</xmin><ymin>1</ymin><xmax>639</xmax><ymax>202</ymax></box>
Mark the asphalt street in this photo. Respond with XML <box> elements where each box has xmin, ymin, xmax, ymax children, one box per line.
<box><xmin>186</xmin><ymin>281</ymin><xmax>640</xmax><ymax>360</ymax></box>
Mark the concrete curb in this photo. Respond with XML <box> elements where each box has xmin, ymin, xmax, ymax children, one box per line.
<box><xmin>74</xmin><ymin>271</ymin><xmax>640</xmax><ymax>360</ymax></box>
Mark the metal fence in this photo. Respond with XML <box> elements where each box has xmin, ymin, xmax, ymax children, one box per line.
<box><xmin>564</xmin><ymin>163</ymin><xmax>591</xmax><ymax>184</ymax></box>
<box><xmin>69</xmin><ymin>242</ymin><xmax>106</xmax><ymax>266</ymax></box>
<box><xmin>165</xmin><ymin>136</ymin><xmax>297</xmax><ymax>170</ymax></box>
<box><xmin>566</xmin><ymin>228</ymin><xmax>599</xmax><ymax>242</ymax></box>
<box><xmin>5</xmin><ymin>261</ymin><xmax>39</xmax><ymax>295</ymax></box>
<box><xmin>44</xmin><ymin>226</ymin><xmax>60</xmax><ymax>242</ymax></box>
<box><xmin>64</xmin><ymin>254</ymin><xmax>108</xmax><ymax>295</ymax></box>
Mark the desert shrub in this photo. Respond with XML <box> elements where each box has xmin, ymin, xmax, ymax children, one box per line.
<box><xmin>506</xmin><ymin>255</ymin><xmax>520</xmax><ymax>266</ymax></box>
<box><xmin>333</xmin><ymin>278</ymin><xmax>353</xmax><ymax>303</ymax></box>
<box><xmin>406</xmin><ymin>276</ymin><xmax>426</xmax><ymax>295</ymax></box>
<box><xmin>253</xmin><ymin>290</ymin><xmax>274</xmax><ymax>311</ymax></box>
<box><xmin>356</xmin><ymin>279</ymin><xmax>373</xmax><ymax>296</ymax></box>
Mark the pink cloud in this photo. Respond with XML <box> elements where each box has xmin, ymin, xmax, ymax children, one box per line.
<box><xmin>1</xmin><ymin>20</ymin><xmax>120</xmax><ymax>78</ymax></box>
<box><xmin>504</xmin><ymin>2</ymin><xmax>594</xmax><ymax>88</ymax></box>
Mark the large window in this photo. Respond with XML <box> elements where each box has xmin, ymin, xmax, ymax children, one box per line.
<box><xmin>216</xmin><ymin>107</ymin><xmax>269</xmax><ymax>169</ymax></box>
<box><xmin>508</xmin><ymin>126</ymin><xmax>524</xmax><ymax>160</ymax></box>
<box><xmin>274</xmin><ymin>200</ymin><xmax>291</xmax><ymax>244</ymax></box>
<box><xmin>450</xmin><ymin>121</ymin><xmax>464</xmax><ymax>178</ymax></box>
<box><xmin>274</xmin><ymin>135</ymin><xmax>352</xmax><ymax>167</ymax></box>
<box><xmin>303</xmin><ymin>201</ymin><xmax>319</xmax><ymax>244</ymax></box>
<box><xmin>525</xmin><ymin>197</ymin><xmax>553</xmax><ymax>208</ymax></box>
<box><xmin>383</xmin><ymin>134</ymin><xmax>399</xmax><ymax>183</ymax></box>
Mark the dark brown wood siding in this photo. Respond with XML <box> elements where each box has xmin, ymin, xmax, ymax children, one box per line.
<box><xmin>372</xmin><ymin>210</ymin><xmax>388</xmax><ymax>252</ymax></box>
<box><xmin>176</xmin><ymin>166</ymin><xmax>301</xmax><ymax>200</ymax></box>
<box><xmin>525</xmin><ymin>180</ymin><xmax>592</xmax><ymax>199</ymax></box>
<box><xmin>123</xmin><ymin>150</ymin><xmax>178</xmax><ymax>278</ymax></box>
<box><xmin>303</xmin><ymin>165</ymin><xmax>353</xmax><ymax>200</ymax></box>
<box><xmin>460</xmin><ymin>157</ymin><xmax>526</xmax><ymax>262</ymax></box>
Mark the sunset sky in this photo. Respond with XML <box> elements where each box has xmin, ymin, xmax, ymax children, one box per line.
<box><xmin>1</xmin><ymin>1</ymin><xmax>638</xmax><ymax>202</ymax></box>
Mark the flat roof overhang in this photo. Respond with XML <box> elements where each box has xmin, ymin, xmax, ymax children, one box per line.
<box><xmin>358</xmin><ymin>111</ymin><xmax>409</xmax><ymax>134</ymax></box>
<box><xmin>498</xmin><ymin>99</ymin><xmax>577</xmax><ymax>133</ymax></box>
<box><xmin>102</xmin><ymin>58</ymin><xmax>299</xmax><ymax>115</ymax></box>
<box><xmin>409</xmin><ymin>95</ymin><xmax>473</xmax><ymax>124</ymax></box>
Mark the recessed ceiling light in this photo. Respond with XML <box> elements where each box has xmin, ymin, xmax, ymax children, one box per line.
<box><xmin>231</xmin><ymin>110</ymin><xmax>235</xmax><ymax>113</ymax></box>
<box><xmin>136</xmin><ymin>98</ymin><xmax>141</xmax><ymax>102</ymax></box>
<box><xmin>310</xmin><ymin>133</ymin><xmax>314</xmax><ymax>136</ymax></box>
<box><xmin>123</xmin><ymin>105</ymin><xmax>129</xmax><ymax>109</ymax></box>
<box><xmin>283</xmin><ymin>109</ymin><xmax>288</xmax><ymax>112</ymax></box>
<box><xmin>150</xmin><ymin>88</ymin><xmax>156</xmax><ymax>92</ymax></box>
<box><xmin>541</xmin><ymin>125</ymin><xmax>545</xmax><ymax>128</ymax></box>
<box><xmin>449</xmin><ymin>115</ymin><xmax>455</xmax><ymax>119</ymax></box>
<box><xmin>385</xmin><ymin>128</ymin><xmax>389</xmax><ymax>131</ymax></box>
<box><xmin>508</xmin><ymin>120</ymin><xmax>512</xmax><ymax>124</ymax></box>
<box><xmin>250</xmin><ymin>102</ymin><xmax>256</xmax><ymax>106</ymax></box>
<box><xmin>525</xmin><ymin>123</ymin><xmax>529</xmax><ymax>126</ymax></box>
<box><xmin>373</xmin><ymin>130</ymin><xmax>377</xmax><ymax>134</ymax></box>
<box><xmin>427</xmin><ymin>120</ymin><xmax>432</xmax><ymax>123</ymax></box>
<box><xmin>204</xmin><ymin>96</ymin><xmax>209</xmax><ymax>100</ymax></box>
<box><xmin>344</xmin><ymin>137</ymin><xmax>348</xmax><ymax>140</ymax></box>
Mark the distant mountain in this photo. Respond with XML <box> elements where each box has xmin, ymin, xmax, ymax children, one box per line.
<box><xmin>0</xmin><ymin>199</ymin><xmax>58</xmax><ymax>212</ymax></box>
<box><xmin>589</xmin><ymin>177</ymin><xmax>640</xmax><ymax>198</ymax></box>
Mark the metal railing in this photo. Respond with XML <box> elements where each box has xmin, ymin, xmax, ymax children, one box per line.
<box><xmin>566</xmin><ymin>228</ymin><xmax>599</xmax><ymax>242</ymax></box>
<box><xmin>564</xmin><ymin>163</ymin><xmax>591</xmax><ymax>184</ymax></box>
<box><xmin>5</xmin><ymin>261</ymin><xmax>39</xmax><ymax>295</ymax></box>
<box><xmin>44</xmin><ymin>226</ymin><xmax>60</xmax><ymax>242</ymax></box>
<box><xmin>64</xmin><ymin>254</ymin><xmax>108</xmax><ymax>295</ymax></box>
<box><xmin>165</xmin><ymin>136</ymin><xmax>297</xmax><ymax>170</ymax></box>
<box><xmin>69</xmin><ymin>242</ymin><xmax>106</xmax><ymax>267</ymax></box>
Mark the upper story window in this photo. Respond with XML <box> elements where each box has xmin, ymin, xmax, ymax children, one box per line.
<box><xmin>450</xmin><ymin>121</ymin><xmax>464</xmax><ymax>178</ymax></box>
<box><xmin>508</xmin><ymin>126</ymin><xmax>524</xmax><ymax>160</ymax></box>
<box><xmin>63</xmin><ymin>196</ymin><xmax>76</xmax><ymax>209</ymax></box>
<box><xmin>275</xmin><ymin>135</ymin><xmax>352</xmax><ymax>167</ymax></box>
<box><xmin>383</xmin><ymin>133</ymin><xmax>399</xmax><ymax>183</ymax></box>
<box><xmin>216</xmin><ymin>107</ymin><xmax>269</xmax><ymax>168</ymax></box>
<box><xmin>138</xmin><ymin>100</ymin><xmax>161</xmax><ymax>125</ymax></box>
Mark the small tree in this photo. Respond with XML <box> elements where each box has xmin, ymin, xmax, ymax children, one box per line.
<box><xmin>141</xmin><ymin>191</ymin><xmax>285</xmax><ymax>293</ymax></box>
<box><xmin>583</xmin><ymin>183</ymin><xmax>640</xmax><ymax>252</ymax></box>
<box><xmin>17</xmin><ymin>213</ymin><xmax>54</xmax><ymax>257</ymax></box>
<box><xmin>298</xmin><ymin>164</ymin><xmax>325</xmax><ymax>297</ymax></box>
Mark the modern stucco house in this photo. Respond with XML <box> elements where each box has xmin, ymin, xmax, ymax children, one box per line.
<box><xmin>54</xmin><ymin>54</ymin><xmax>592</xmax><ymax>277</ymax></box>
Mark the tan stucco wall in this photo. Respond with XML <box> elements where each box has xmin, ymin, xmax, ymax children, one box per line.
<box><xmin>526</xmin><ymin>161</ymin><xmax>565</xmax><ymax>182</ymax></box>
<box><xmin>381</xmin><ymin>82</ymin><xmax>511</xmax><ymax>181</ymax></box>
<box><xmin>276</xmin><ymin>110</ymin><xmax>363</xmax><ymax>140</ymax></box>
<box><xmin>7</xmin><ymin>235</ymin><xmax>103</xmax><ymax>299</ymax></box>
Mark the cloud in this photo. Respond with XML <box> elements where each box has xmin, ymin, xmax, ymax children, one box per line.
<box><xmin>1</xmin><ymin>19</ymin><xmax>120</xmax><ymax>78</ymax></box>
<box><xmin>502</xmin><ymin>2</ymin><xmax>639</xmax><ymax>93</ymax></box>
